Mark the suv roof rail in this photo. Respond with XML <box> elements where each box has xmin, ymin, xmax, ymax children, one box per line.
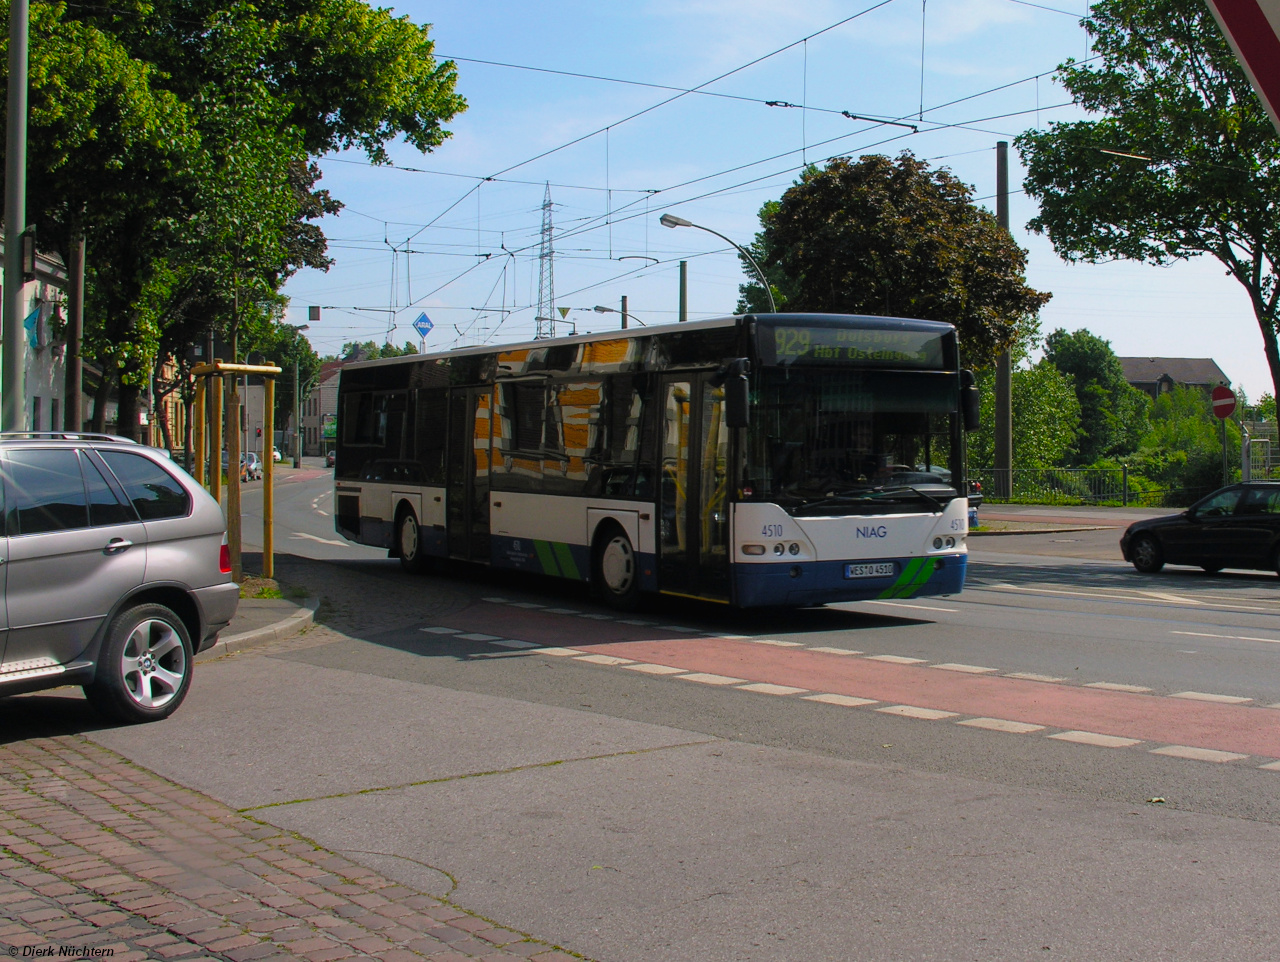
<box><xmin>0</xmin><ymin>432</ymin><xmax>139</xmax><ymax>443</ymax></box>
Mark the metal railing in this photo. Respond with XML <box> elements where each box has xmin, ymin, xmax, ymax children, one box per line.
<box><xmin>972</xmin><ymin>467</ymin><xmax>1212</xmax><ymax>508</ymax></box>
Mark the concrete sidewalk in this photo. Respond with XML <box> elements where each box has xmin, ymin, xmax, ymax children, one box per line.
<box><xmin>196</xmin><ymin>595</ymin><xmax>319</xmax><ymax>662</ymax></box>
<box><xmin>973</xmin><ymin>501</ymin><xmax>1173</xmax><ymax>536</ymax></box>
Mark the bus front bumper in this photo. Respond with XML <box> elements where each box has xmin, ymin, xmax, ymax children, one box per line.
<box><xmin>731</xmin><ymin>554</ymin><xmax>966</xmax><ymax>608</ymax></box>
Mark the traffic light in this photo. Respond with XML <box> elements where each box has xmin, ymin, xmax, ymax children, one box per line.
<box><xmin>256</xmin><ymin>427</ymin><xmax>262</xmax><ymax>438</ymax></box>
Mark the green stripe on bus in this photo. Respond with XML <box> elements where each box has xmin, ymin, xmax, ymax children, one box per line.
<box><xmin>533</xmin><ymin>540</ymin><xmax>560</xmax><ymax>576</ymax></box>
<box><xmin>552</xmin><ymin>541</ymin><xmax>581</xmax><ymax>580</ymax></box>
<box><xmin>878</xmin><ymin>558</ymin><xmax>924</xmax><ymax>599</ymax></box>
<box><xmin>895</xmin><ymin>558</ymin><xmax>938</xmax><ymax>598</ymax></box>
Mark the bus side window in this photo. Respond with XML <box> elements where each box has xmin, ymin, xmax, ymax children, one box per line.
<box><xmin>415</xmin><ymin>390</ymin><xmax>447</xmax><ymax>484</ymax></box>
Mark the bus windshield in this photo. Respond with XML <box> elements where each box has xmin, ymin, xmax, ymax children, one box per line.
<box><xmin>744</xmin><ymin>368</ymin><xmax>961</xmax><ymax>513</ymax></box>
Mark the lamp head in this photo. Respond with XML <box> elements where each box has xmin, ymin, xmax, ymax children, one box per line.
<box><xmin>660</xmin><ymin>213</ymin><xmax>693</xmax><ymax>229</ymax></box>
<box><xmin>593</xmin><ymin>305</ymin><xmax>612</xmax><ymax>314</ymax></box>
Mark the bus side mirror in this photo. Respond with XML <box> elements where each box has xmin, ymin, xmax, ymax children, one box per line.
<box><xmin>716</xmin><ymin>358</ymin><xmax>751</xmax><ymax>428</ymax></box>
<box><xmin>961</xmin><ymin>370</ymin><xmax>980</xmax><ymax>432</ymax></box>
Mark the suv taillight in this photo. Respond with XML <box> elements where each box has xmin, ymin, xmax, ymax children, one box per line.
<box><xmin>219</xmin><ymin>538</ymin><xmax>232</xmax><ymax>574</ymax></box>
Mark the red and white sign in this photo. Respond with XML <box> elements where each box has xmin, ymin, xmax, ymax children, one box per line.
<box><xmin>1211</xmin><ymin>384</ymin><xmax>1237</xmax><ymax>419</ymax></box>
<box><xmin>1205</xmin><ymin>0</ymin><xmax>1280</xmax><ymax>135</ymax></box>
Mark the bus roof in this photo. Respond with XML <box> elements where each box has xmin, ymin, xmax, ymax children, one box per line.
<box><xmin>341</xmin><ymin>313</ymin><xmax>956</xmax><ymax>372</ymax></box>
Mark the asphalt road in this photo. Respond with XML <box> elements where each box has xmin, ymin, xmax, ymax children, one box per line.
<box><xmin>64</xmin><ymin>476</ymin><xmax>1280</xmax><ymax>960</ymax></box>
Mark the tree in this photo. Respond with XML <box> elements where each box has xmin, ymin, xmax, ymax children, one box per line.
<box><xmin>737</xmin><ymin>154</ymin><xmax>1051</xmax><ymax>366</ymax></box>
<box><xmin>1043</xmin><ymin>328</ymin><xmax>1150</xmax><ymax>464</ymax></box>
<box><xmin>339</xmin><ymin>341</ymin><xmax>418</xmax><ymax>361</ymax></box>
<box><xmin>1132</xmin><ymin>385</ymin><xmax>1237</xmax><ymax>497</ymax></box>
<box><xmin>969</xmin><ymin>361</ymin><xmax>1081</xmax><ymax>469</ymax></box>
<box><xmin>1016</xmin><ymin>0</ymin><xmax>1280</xmax><ymax>401</ymax></box>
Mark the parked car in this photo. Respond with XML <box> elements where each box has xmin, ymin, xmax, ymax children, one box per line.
<box><xmin>325</xmin><ymin>450</ymin><xmax>335</xmax><ymax>468</ymax></box>
<box><xmin>272</xmin><ymin>446</ymin><xmax>282</xmax><ymax>463</ymax></box>
<box><xmin>0</xmin><ymin>433</ymin><xmax>239</xmax><ymax>722</ymax></box>
<box><xmin>1120</xmin><ymin>481</ymin><xmax>1280</xmax><ymax>575</ymax></box>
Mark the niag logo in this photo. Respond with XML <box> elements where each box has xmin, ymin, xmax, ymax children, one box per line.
<box><xmin>856</xmin><ymin>525</ymin><xmax>888</xmax><ymax>539</ymax></box>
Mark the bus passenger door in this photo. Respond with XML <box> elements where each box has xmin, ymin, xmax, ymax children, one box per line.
<box><xmin>447</xmin><ymin>388</ymin><xmax>492</xmax><ymax>562</ymax></box>
<box><xmin>658</xmin><ymin>375</ymin><xmax>730</xmax><ymax>601</ymax></box>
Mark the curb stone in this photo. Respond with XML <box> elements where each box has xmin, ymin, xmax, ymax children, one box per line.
<box><xmin>196</xmin><ymin>596</ymin><xmax>319</xmax><ymax>662</ymax></box>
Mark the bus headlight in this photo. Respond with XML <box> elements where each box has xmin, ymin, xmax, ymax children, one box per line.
<box><xmin>945</xmin><ymin>536</ymin><xmax>956</xmax><ymax>548</ymax></box>
<box><xmin>933</xmin><ymin>537</ymin><xmax>944</xmax><ymax>549</ymax></box>
<box><xmin>788</xmin><ymin>542</ymin><xmax>800</xmax><ymax>555</ymax></box>
<box><xmin>742</xmin><ymin>544</ymin><xmax>766</xmax><ymax>556</ymax></box>
<box><xmin>774</xmin><ymin>543</ymin><xmax>785</xmax><ymax>555</ymax></box>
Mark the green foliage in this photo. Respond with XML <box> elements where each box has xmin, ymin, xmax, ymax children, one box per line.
<box><xmin>1130</xmin><ymin>385</ymin><xmax>1237</xmax><ymax>494</ymax></box>
<box><xmin>1251</xmin><ymin>393</ymin><xmax>1276</xmax><ymax>422</ymax></box>
<box><xmin>970</xmin><ymin>360</ymin><xmax>1081</xmax><ymax>469</ymax></box>
<box><xmin>339</xmin><ymin>341</ymin><xmax>418</xmax><ymax>361</ymax></box>
<box><xmin>737</xmin><ymin>153</ymin><xmax>1051</xmax><ymax>366</ymax></box>
<box><xmin>1043</xmin><ymin>328</ymin><xmax>1150</xmax><ymax>463</ymax></box>
<box><xmin>1016</xmin><ymin>0</ymin><xmax>1280</xmax><ymax>400</ymax></box>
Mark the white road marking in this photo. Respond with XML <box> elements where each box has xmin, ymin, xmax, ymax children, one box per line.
<box><xmin>456</xmin><ymin>633</ymin><xmax>502</xmax><ymax>642</ymax></box>
<box><xmin>316</xmin><ymin>510</ymin><xmax>330</xmax><ymax>517</ymax></box>
<box><xmin>1260</xmin><ymin>760</ymin><xmax>1280</xmax><ymax>771</ymax></box>
<box><xmin>578</xmin><ymin>613</ymin><xmax>615</xmax><ymax>620</ymax></box>
<box><xmin>867</xmin><ymin>655</ymin><xmax>927</xmax><ymax>665</ymax></box>
<box><xmin>483</xmin><ymin>597</ymin><xmax>512</xmax><ymax>604</ymax></box>
<box><xmin>1085</xmin><ymin>682</ymin><xmax>1152</xmax><ymax>693</ymax></box>
<box><xmin>677</xmin><ymin>672</ymin><xmax>747</xmax><ymax>685</ymax></box>
<box><xmin>737</xmin><ymin>683</ymin><xmax>808</xmax><ymax>696</ymax></box>
<box><xmin>290</xmin><ymin>532</ymin><xmax>348</xmax><ymax>546</ymax></box>
<box><xmin>958</xmin><ymin>717</ymin><xmax>1045</xmax><ymax>734</ymax></box>
<box><xmin>510</xmin><ymin>602</ymin><xmax>546</xmax><ymax>609</ymax></box>
<box><xmin>1004</xmin><ymin>672</ymin><xmax>1067</xmax><ymax>683</ymax></box>
<box><xmin>658</xmin><ymin>625</ymin><xmax>698</xmax><ymax>633</ymax></box>
<box><xmin>1149</xmin><ymin>745</ymin><xmax>1249</xmax><ymax>763</ymax></box>
<box><xmin>745</xmin><ymin>638</ymin><xmax>804</xmax><ymax>647</ymax></box>
<box><xmin>875</xmin><ymin>705</ymin><xmax>958</xmax><ymax>720</ymax></box>
<box><xmin>534</xmin><ymin>647</ymin><xmax>582</xmax><ymax>656</ymax></box>
<box><xmin>863</xmin><ymin>600</ymin><xmax>959</xmax><ymax>612</ymax></box>
<box><xmin>1170</xmin><ymin>691</ymin><xmax>1252</xmax><ymax>705</ymax></box>
<box><xmin>492</xmin><ymin>640</ymin><xmax>541</xmax><ymax>649</ymax></box>
<box><xmin>1172</xmin><ymin>630</ymin><xmax>1280</xmax><ymax>644</ymax></box>
<box><xmin>544</xmin><ymin>608</ymin><xmax>580</xmax><ymax>615</ymax></box>
<box><xmin>806</xmin><ymin>647</ymin><xmax>863</xmax><ymax>656</ymax></box>
<box><xmin>932</xmin><ymin>663</ymin><xmax>997</xmax><ymax>674</ymax></box>
<box><xmin>617</xmin><ymin>619</ymin><xmax>656</xmax><ymax>626</ymax></box>
<box><xmin>574</xmin><ymin>654</ymin><xmax>635</xmax><ymax>666</ymax></box>
<box><xmin>420</xmin><ymin>627</ymin><xmax>461</xmax><ymax>634</ymax></box>
<box><xmin>803</xmin><ymin>693</ymin><xmax>878</xmax><ymax>707</ymax></box>
<box><xmin>1048</xmin><ymin>731</ymin><xmax>1143</xmax><ymax>748</ymax></box>
<box><xmin>623</xmin><ymin>663</ymin><xmax>687</xmax><ymax>675</ymax></box>
<box><xmin>996</xmin><ymin>583</ymin><xmax>1273</xmax><ymax>613</ymax></box>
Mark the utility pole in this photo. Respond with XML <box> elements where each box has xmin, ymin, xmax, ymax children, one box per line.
<box><xmin>993</xmin><ymin>141</ymin><xmax>1013</xmax><ymax>500</ymax></box>
<box><xmin>620</xmin><ymin>295</ymin><xmax>628</xmax><ymax>330</ymax></box>
<box><xmin>3</xmin><ymin>0</ymin><xmax>28</xmax><ymax>430</ymax></box>
<box><xmin>678</xmin><ymin>260</ymin><xmax>688</xmax><ymax>323</ymax></box>
<box><xmin>64</xmin><ymin>236</ymin><xmax>84</xmax><ymax>430</ymax></box>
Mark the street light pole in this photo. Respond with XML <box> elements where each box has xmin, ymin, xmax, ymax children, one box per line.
<box><xmin>659</xmin><ymin>213</ymin><xmax>776</xmax><ymax>313</ymax></box>
<box><xmin>288</xmin><ymin>323</ymin><xmax>309</xmax><ymax>468</ymax></box>
<box><xmin>3</xmin><ymin>0</ymin><xmax>29</xmax><ymax>430</ymax></box>
<box><xmin>593</xmin><ymin>303</ymin><xmax>645</xmax><ymax>328</ymax></box>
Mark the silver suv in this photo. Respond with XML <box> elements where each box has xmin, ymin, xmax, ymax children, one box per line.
<box><xmin>0</xmin><ymin>433</ymin><xmax>239</xmax><ymax>722</ymax></box>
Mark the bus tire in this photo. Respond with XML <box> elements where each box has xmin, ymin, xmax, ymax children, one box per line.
<box><xmin>593</xmin><ymin>523</ymin><xmax>642</xmax><ymax>611</ymax></box>
<box><xmin>397</xmin><ymin>506</ymin><xmax>431</xmax><ymax>574</ymax></box>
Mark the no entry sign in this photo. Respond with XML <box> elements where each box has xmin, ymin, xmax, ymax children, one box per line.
<box><xmin>1212</xmin><ymin>384</ymin><xmax>1237</xmax><ymax>419</ymax></box>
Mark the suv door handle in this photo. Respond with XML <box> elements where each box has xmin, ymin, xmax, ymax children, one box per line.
<box><xmin>104</xmin><ymin>538</ymin><xmax>134</xmax><ymax>553</ymax></box>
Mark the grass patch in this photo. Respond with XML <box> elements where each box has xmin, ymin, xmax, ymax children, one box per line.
<box><xmin>239</xmin><ymin>576</ymin><xmax>284</xmax><ymax>599</ymax></box>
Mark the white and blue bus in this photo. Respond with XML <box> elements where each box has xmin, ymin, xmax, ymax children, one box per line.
<box><xmin>333</xmin><ymin>313</ymin><xmax>980</xmax><ymax>609</ymax></box>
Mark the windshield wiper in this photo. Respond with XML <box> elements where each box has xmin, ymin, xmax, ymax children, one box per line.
<box><xmin>871</xmin><ymin>485</ymin><xmax>946</xmax><ymax>511</ymax></box>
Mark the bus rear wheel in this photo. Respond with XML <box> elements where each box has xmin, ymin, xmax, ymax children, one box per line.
<box><xmin>594</xmin><ymin>525</ymin><xmax>641</xmax><ymax>611</ymax></box>
<box><xmin>397</xmin><ymin>507</ymin><xmax>431</xmax><ymax>574</ymax></box>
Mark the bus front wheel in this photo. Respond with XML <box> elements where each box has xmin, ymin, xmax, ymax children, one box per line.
<box><xmin>397</xmin><ymin>507</ymin><xmax>431</xmax><ymax>574</ymax></box>
<box><xmin>594</xmin><ymin>525</ymin><xmax>642</xmax><ymax>611</ymax></box>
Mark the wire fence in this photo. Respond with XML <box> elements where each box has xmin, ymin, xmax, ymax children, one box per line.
<box><xmin>971</xmin><ymin>467</ymin><xmax>1214</xmax><ymax>509</ymax></box>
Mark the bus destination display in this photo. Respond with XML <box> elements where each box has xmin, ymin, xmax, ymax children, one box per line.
<box><xmin>762</xmin><ymin>325</ymin><xmax>946</xmax><ymax>368</ymax></box>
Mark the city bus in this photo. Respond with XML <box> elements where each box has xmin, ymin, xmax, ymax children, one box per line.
<box><xmin>332</xmin><ymin>313</ymin><xmax>980</xmax><ymax>609</ymax></box>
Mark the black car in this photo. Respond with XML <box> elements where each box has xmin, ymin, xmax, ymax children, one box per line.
<box><xmin>1120</xmin><ymin>482</ymin><xmax>1280</xmax><ymax>575</ymax></box>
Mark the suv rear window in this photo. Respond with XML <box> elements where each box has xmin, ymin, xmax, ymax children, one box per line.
<box><xmin>100</xmin><ymin>451</ymin><xmax>191</xmax><ymax>520</ymax></box>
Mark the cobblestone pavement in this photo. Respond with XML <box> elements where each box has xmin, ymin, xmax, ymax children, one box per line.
<box><xmin>0</xmin><ymin>736</ymin><xmax>584</xmax><ymax>962</ymax></box>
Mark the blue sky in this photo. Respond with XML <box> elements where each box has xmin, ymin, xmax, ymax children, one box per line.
<box><xmin>280</xmin><ymin>0</ymin><xmax>1270</xmax><ymax>401</ymax></box>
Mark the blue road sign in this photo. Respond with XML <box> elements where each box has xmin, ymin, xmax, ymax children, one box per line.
<box><xmin>412</xmin><ymin>312</ymin><xmax>434</xmax><ymax>338</ymax></box>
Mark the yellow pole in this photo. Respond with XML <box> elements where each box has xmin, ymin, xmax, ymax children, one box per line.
<box><xmin>226</xmin><ymin>375</ymin><xmax>242</xmax><ymax>582</ymax></box>
<box><xmin>209</xmin><ymin>375</ymin><xmax>223</xmax><ymax>505</ymax></box>
<box><xmin>263</xmin><ymin>377</ymin><xmax>275</xmax><ymax>579</ymax></box>
<box><xmin>192</xmin><ymin>377</ymin><xmax>205</xmax><ymax>487</ymax></box>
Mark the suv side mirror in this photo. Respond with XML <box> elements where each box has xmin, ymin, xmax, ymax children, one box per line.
<box><xmin>960</xmin><ymin>370</ymin><xmax>980</xmax><ymax>431</ymax></box>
